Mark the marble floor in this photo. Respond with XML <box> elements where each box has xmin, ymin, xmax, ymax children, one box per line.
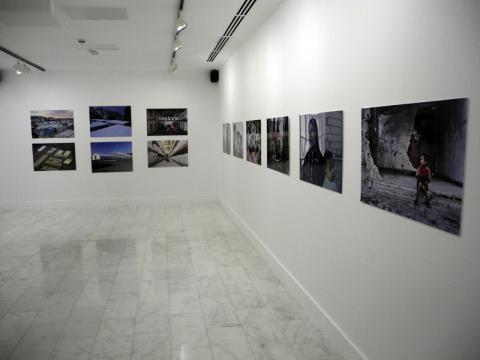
<box><xmin>0</xmin><ymin>202</ymin><xmax>344</xmax><ymax>360</ymax></box>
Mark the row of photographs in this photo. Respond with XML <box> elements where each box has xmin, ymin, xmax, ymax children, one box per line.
<box><xmin>224</xmin><ymin>111</ymin><xmax>344</xmax><ymax>193</ymax></box>
<box><xmin>223</xmin><ymin>98</ymin><xmax>469</xmax><ymax>236</ymax></box>
<box><xmin>32</xmin><ymin>141</ymin><xmax>189</xmax><ymax>172</ymax></box>
<box><xmin>31</xmin><ymin>108</ymin><xmax>188</xmax><ymax>138</ymax></box>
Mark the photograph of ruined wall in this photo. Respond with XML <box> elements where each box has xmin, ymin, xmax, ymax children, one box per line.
<box><xmin>267</xmin><ymin>116</ymin><xmax>289</xmax><ymax>175</ymax></box>
<box><xmin>31</xmin><ymin>110</ymin><xmax>74</xmax><ymax>138</ymax></box>
<box><xmin>300</xmin><ymin>111</ymin><xmax>343</xmax><ymax>193</ymax></box>
<box><xmin>246</xmin><ymin>120</ymin><xmax>261</xmax><ymax>165</ymax></box>
<box><xmin>147</xmin><ymin>108</ymin><xmax>188</xmax><ymax>136</ymax></box>
<box><xmin>361</xmin><ymin>98</ymin><xmax>469</xmax><ymax>235</ymax></box>
<box><xmin>223</xmin><ymin>123</ymin><xmax>231</xmax><ymax>154</ymax></box>
<box><xmin>233</xmin><ymin>122</ymin><xmax>244</xmax><ymax>159</ymax></box>
<box><xmin>32</xmin><ymin>143</ymin><xmax>76</xmax><ymax>171</ymax></box>
<box><xmin>148</xmin><ymin>140</ymin><xmax>188</xmax><ymax>167</ymax></box>
<box><xmin>90</xmin><ymin>106</ymin><xmax>132</xmax><ymax>137</ymax></box>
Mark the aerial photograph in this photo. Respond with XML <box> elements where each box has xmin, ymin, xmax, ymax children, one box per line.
<box><xmin>31</xmin><ymin>110</ymin><xmax>74</xmax><ymax>138</ymax></box>
<box><xmin>32</xmin><ymin>143</ymin><xmax>76</xmax><ymax>171</ymax></box>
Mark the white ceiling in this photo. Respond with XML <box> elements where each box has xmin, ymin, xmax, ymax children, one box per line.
<box><xmin>0</xmin><ymin>0</ymin><xmax>283</xmax><ymax>72</ymax></box>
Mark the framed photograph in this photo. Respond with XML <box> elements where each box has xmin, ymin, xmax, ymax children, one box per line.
<box><xmin>223</xmin><ymin>123</ymin><xmax>231</xmax><ymax>155</ymax></box>
<box><xmin>300</xmin><ymin>111</ymin><xmax>343</xmax><ymax>193</ymax></box>
<box><xmin>246</xmin><ymin>120</ymin><xmax>261</xmax><ymax>165</ymax></box>
<box><xmin>32</xmin><ymin>143</ymin><xmax>76</xmax><ymax>171</ymax></box>
<box><xmin>267</xmin><ymin>116</ymin><xmax>289</xmax><ymax>175</ymax></box>
<box><xmin>91</xmin><ymin>141</ymin><xmax>133</xmax><ymax>173</ymax></box>
<box><xmin>233</xmin><ymin>122</ymin><xmax>244</xmax><ymax>159</ymax></box>
<box><xmin>361</xmin><ymin>98</ymin><xmax>469</xmax><ymax>235</ymax></box>
<box><xmin>148</xmin><ymin>140</ymin><xmax>188</xmax><ymax>167</ymax></box>
<box><xmin>147</xmin><ymin>108</ymin><xmax>187</xmax><ymax>136</ymax></box>
<box><xmin>90</xmin><ymin>106</ymin><xmax>132</xmax><ymax>137</ymax></box>
<box><xmin>31</xmin><ymin>110</ymin><xmax>74</xmax><ymax>138</ymax></box>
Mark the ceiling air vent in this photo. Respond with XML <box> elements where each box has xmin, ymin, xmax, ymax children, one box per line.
<box><xmin>207</xmin><ymin>0</ymin><xmax>257</xmax><ymax>62</ymax></box>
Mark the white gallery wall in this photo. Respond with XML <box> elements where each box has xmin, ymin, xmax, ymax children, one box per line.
<box><xmin>0</xmin><ymin>70</ymin><xmax>220</xmax><ymax>205</ymax></box>
<box><xmin>219</xmin><ymin>1</ymin><xmax>480</xmax><ymax>360</ymax></box>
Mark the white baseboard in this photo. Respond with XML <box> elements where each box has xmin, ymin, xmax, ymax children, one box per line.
<box><xmin>0</xmin><ymin>195</ymin><xmax>217</xmax><ymax>210</ymax></box>
<box><xmin>219</xmin><ymin>197</ymin><xmax>368</xmax><ymax>360</ymax></box>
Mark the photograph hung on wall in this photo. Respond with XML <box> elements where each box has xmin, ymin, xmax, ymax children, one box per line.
<box><xmin>300</xmin><ymin>111</ymin><xmax>343</xmax><ymax>193</ymax></box>
<box><xmin>361</xmin><ymin>98</ymin><xmax>469</xmax><ymax>235</ymax></box>
<box><xmin>147</xmin><ymin>108</ymin><xmax>188</xmax><ymax>136</ymax></box>
<box><xmin>91</xmin><ymin>141</ymin><xmax>133</xmax><ymax>173</ymax></box>
<box><xmin>31</xmin><ymin>110</ymin><xmax>74</xmax><ymax>138</ymax></box>
<box><xmin>267</xmin><ymin>116</ymin><xmax>289</xmax><ymax>175</ymax></box>
<box><xmin>233</xmin><ymin>122</ymin><xmax>244</xmax><ymax>159</ymax></box>
<box><xmin>90</xmin><ymin>106</ymin><xmax>132</xmax><ymax>137</ymax></box>
<box><xmin>148</xmin><ymin>140</ymin><xmax>188</xmax><ymax>167</ymax></box>
<box><xmin>246</xmin><ymin>120</ymin><xmax>261</xmax><ymax>165</ymax></box>
<box><xmin>223</xmin><ymin>123</ymin><xmax>231</xmax><ymax>155</ymax></box>
<box><xmin>32</xmin><ymin>143</ymin><xmax>76</xmax><ymax>171</ymax></box>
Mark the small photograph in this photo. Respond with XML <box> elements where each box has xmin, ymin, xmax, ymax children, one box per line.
<box><xmin>300</xmin><ymin>111</ymin><xmax>343</xmax><ymax>193</ymax></box>
<box><xmin>90</xmin><ymin>106</ymin><xmax>132</xmax><ymax>137</ymax></box>
<box><xmin>32</xmin><ymin>143</ymin><xmax>76</xmax><ymax>171</ymax></box>
<box><xmin>233</xmin><ymin>122</ymin><xmax>244</xmax><ymax>159</ymax></box>
<box><xmin>148</xmin><ymin>140</ymin><xmax>188</xmax><ymax>168</ymax></box>
<box><xmin>361</xmin><ymin>98</ymin><xmax>469</xmax><ymax>235</ymax></box>
<box><xmin>31</xmin><ymin>110</ymin><xmax>74</xmax><ymax>138</ymax></box>
<box><xmin>147</xmin><ymin>108</ymin><xmax>188</xmax><ymax>136</ymax></box>
<box><xmin>91</xmin><ymin>141</ymin><xmax>133</xmax><ymax>173</ymax></box>
<box><xmin>246</xmin><ymin>120</ymin><xmax>261</xmax><ymax>165</ymax></box>
<box><xmin>267</xmin><ymin>116</ymin><xmax>289</xmax><ymax>175</ymax></box>
<box><xmin>223</xmin><ymin>123</ymin><xmax>231</xmax><ymax>154</ymax></box>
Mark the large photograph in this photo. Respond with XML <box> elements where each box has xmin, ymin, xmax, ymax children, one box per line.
<box><xmin>233</xmin><ymin>122</ymin><xmax>244</xmax><ymax>159</ymax></box>
<box><xmin>148</xmin><ymin>140</ymin><xmax>188</xmax><ymax>167</ymax></box>
<box><xmin>32</xmin><ymin>143</ymin><xmax>76</xmax><ymax>171</ymax></box>
<box><xmin>147</xmin><ymin>108</ymin><xmax>187</xmax><ymax>136</ymax></box>
<box><xmin>31</xmin><ymin>110</ymin><xmax>74</xmax><ymax>138</ymax></box>
<box><xmin>246</xmin><ymin>120</ymin><xmax>261</xmax><ymax>165</ymax></box>
<box><xmin>300</xmin><ymin>111</ymin><xmax>343</xmax><ymax>193</ymax></box>
<box><xmin>91</xmin><ymin>142</ymin><xmax>133</xmax><ymax>173</ymax></box>
<box><xmin>90</xmin><ymin>106</ymin><xmax>132</xmax><ymax>137</ymax></box>
<box><xmin>223</xmin><ymin>123</ymin><xmax>231</xmax><ymax>154</ymax></box>
<box><xmin>267</xmin><ymin>116</ymin><xmax>289</xmax><ymax>175</ymax></box>
<box><xmin>361</xmin><ymin>98</ymin><xmax>469</xmax><ymax>235</ymax></box>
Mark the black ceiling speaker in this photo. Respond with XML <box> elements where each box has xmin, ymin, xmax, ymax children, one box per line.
<box><xmin>210</xmin><ymin>69</ymin><xmax>219</xmax><ymax>83</ymax></box>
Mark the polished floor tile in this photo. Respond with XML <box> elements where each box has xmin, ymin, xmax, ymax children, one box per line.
<box><xmin>0</xmin><ymin>203</ymin><xmax>343</xmax><ymax>360</ymax></box>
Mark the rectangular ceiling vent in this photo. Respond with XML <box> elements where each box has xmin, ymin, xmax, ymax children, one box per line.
<box><xmin>207</xmin><ymin>0</ymin><xmax>257</xmax><ymax>62</ymax></box>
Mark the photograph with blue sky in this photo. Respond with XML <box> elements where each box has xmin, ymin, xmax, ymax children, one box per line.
<box><xmin>91</xmin><ymin>141</ymin><xmax>133</xmax><ymax>173</ymax></box>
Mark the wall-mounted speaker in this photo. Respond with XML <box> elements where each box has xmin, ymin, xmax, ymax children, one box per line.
<box><xmin>210</xmin><ymin>69</ymin><xmax>219</xmax><ymax>83</ymax></box>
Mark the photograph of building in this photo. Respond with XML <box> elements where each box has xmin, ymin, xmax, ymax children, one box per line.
<box><xmin>267</xmin><ymin>116</ymin><xmax>289</xmax><ymax>175</ymax></box>
<box><xmin>300</xmin><ymin>111</ymin><xmax>343</xmax><ymax>193</ymax></box>
<box><xmin>91</xmin><ymin>141</ymin><xmax>133</xmax><ymax>173</ymax></box>
<box><xmin>246</xmin><ymin>120</ymin><xmax>261</xmax><ymax>165</ymax></box>
<box><xmin>147</xmin><ymin>108</ymin><xmax>188</xmax><ymax>136</ymax></box>
<box><xmin>361</xmin><ymin>98</ymin><xmax>468</xmax><ymax>235</ymax></box>
<box><xmin>90</xmin><ymin>106</ymin><xmax>132</xmax><ymax>137</ymax></box>
<box><xmin>233</xmin><ymin>122</ymin><xmax>243</xmax><ymax>159</ymax></box>
<box><xmin>148</xmin><ymin>140</ymin><xmax>188</xmax><ymax>167</ymax></box>
<box><xmin>31</xmin><ymin>110</ymin><xmax>74</xmax><ymax>138</ymax></box>
<box><xmin>223</xmin><ymin>123</ymin><xmax>231</xmax><ymax>154</ymax></box>
<box><xmin>32</xmin><ymin>143</ymin><xmax>76</xmax><ymax>171</ymax></box>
